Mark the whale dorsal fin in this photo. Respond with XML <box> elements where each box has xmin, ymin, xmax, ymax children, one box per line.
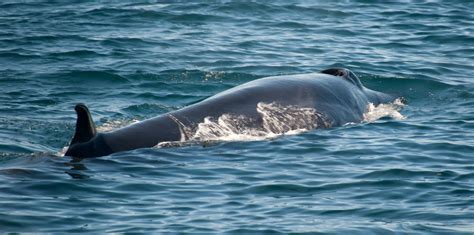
<box><xmin>70</xmin><ymin>103</ymin><xmax>97</xmax><ymax>145</ymax></box>
<box><xmin>321</xmin><ymin>68</ymin><xmax>363</xmax><ymax>89</ymax></box>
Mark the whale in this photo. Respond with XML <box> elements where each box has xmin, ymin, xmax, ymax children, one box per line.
<box><xmin>64</xmin><ymin>68</ymin><xmax>396</xmax><ymax>158</ymax></box>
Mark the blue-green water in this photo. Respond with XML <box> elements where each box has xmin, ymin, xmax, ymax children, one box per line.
<box><xmin>1</xmin><ymin>1</ymin><xmax>473</xmax><ymax>233</ymax></box>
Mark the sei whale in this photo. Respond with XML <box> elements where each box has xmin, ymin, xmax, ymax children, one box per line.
<box><xmin>65</xmin><ymin>68</ymin><xmax>396</xmax><ymax>158</ymax></box>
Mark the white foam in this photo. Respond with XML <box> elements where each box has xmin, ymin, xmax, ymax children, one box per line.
<box><xmin>363</xmin><ymin>98</ymin><xmax>406</xmax><ymax>122</ymax></box>
<box><xmin>96</xmin><ymin>119</ymin><xmax>140</xmax><ymax>132</ymax></box>
<box><xmin>58</xmin><ymin>146</ymin><xmax>68</xmax><ymax>157</ymax></box>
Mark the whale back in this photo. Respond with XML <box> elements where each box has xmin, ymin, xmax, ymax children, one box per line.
<box><xmin>64</xmin><ymin>68</ymin><xmax>397</xmax><ymax>158</ymax></box>
<box><xmin>321</xmin><ymin>68</ymin><xmax>395</xmax><ymax>105</ymax></box>
<box><xmin>320</xmin><ymin>68</ymin><xmax>363</xmax><ymax>89</ymax></box>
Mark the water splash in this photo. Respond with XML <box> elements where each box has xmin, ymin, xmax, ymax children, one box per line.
<box><xmin>96</xmin><ymin>119</ymin><xmax>140</xmax><ymax>132</ymax></box>
<box><xmin>363</xmin><ymin>98</ymin><xmax>406</xmax><ymax>122</ymax></box>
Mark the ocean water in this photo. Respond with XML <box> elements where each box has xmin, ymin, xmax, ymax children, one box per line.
<box><xmin>1</xmin><ymin>1</ymin><xmax>473</xmax><ymax>233</ymax></box>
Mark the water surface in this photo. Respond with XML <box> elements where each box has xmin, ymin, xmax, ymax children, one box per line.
<box><xmin>1</xmin><ymin>1</ymin><xmax>473</xmax><ymax>233</ymax></box>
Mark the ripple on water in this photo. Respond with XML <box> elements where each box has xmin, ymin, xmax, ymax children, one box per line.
<box><xmin>1</xmin><ymin>1</ymin><xmax>473</xmax><ymax>233</ymax></box>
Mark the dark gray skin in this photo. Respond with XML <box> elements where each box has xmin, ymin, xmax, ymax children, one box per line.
<box><xmin>65</xmin><ymin>68</ymin><xmax>395</xmax><ymax>158</ymax></box>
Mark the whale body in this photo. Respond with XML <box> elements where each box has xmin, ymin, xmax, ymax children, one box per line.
<box><xmin>65</xmin><ymin>68</ymin><xmax>395</xmax><ymax>158</ymax></box>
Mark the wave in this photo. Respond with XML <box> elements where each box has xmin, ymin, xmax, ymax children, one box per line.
<box><xmin>44</xmin><ymin>70</ymin><xmax>130</xmax><ymax>84</ymax></box>
<box><xmin>83</xmin><ymin>6</ymin><xmax>232</xmax><ymax>25</ymax></box>
<box><xmin>0</xmin><ymin>51</ymin><xmax>41</xmax><ymax>60</ymax></box>
<box><xmin>48</xmin><ymin>50</ymin><xmax>105</xmax><ymax>58</ymax></box>
<box><xmin>359</xmin><ymin>74</ymin><xmax>460</xmax><ymax>101</ymax></box>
